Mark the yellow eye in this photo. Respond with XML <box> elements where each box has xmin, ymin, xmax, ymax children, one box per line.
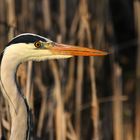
<box><xmin>34</xmin><ymin>41</ymin><xmax>41</xmax><ymax>48</ymax></box>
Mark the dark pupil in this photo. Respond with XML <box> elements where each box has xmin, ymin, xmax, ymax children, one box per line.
<box><xmin>36</xmin><ymin>42</ymin><xmax>40</xmax><ymax>47</ymax></box>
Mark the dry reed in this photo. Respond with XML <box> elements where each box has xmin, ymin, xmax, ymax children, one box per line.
<box><xmin>0</xmin><ymin>0</ymin><xmax>136</xmax><ymax>140</ymax></box>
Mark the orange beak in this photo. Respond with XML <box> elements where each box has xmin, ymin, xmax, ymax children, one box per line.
<box><xmin>49</xmin><ymin>43</ymin><xmax>108</xmax><ymax>56</ymax></box>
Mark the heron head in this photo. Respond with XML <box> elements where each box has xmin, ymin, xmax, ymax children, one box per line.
<box><xmin>4</xmin><ymin>33</ymin><xmax>107</xmax><ymax>63</ymax></box>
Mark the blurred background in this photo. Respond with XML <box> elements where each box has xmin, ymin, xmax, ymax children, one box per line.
<box><xmin>0</xmin><ymin>0</ymin><xmax>139</xmax><ymax>140</ymax></box>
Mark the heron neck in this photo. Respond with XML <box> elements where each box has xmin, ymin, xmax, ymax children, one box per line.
<box><xmin>1</xmin><ymin>52</ymin><xmax>30</xmax><ymax>140</ymax></box>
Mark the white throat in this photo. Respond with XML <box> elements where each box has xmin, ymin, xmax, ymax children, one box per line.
<box><xmin>0</xmin><ymin>47</ymin><xmax>30</xmax><ymax>140</ymax></box>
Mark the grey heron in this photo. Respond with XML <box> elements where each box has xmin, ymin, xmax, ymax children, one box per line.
<box><xmin>0</xmin><ymin>33</ymin><xmax>107</xmax><ymax>140</ymax></box>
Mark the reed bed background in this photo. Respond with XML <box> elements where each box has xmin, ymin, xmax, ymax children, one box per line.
<box><xmin>0</xmin><ymin>0</ymin><xmax>138</xmax><ymax>140</ymax></box>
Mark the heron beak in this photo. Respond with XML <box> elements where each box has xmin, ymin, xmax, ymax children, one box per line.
<box><xmin>46</xmin><ymin>42</ymin><xmax>108</xmax><ymax>56</ymax></box>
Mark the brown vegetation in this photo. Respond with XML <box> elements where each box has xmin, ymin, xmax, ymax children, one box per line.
<box><xmin>0</xmin><ymin>0</ymin><xmax>138</xmax><ymax>140</ymax></box>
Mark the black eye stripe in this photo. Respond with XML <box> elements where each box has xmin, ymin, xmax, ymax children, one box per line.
<box><xmin>6</xmin><ymin>34</ymin><xmax>48</xmax><ymax>47</ymax></box>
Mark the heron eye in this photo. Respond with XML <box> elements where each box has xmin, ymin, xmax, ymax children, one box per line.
<box><xmin>34</xmin><ymin>41</ymin><xmax>41</xmax><ymax>48</ymax></box>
